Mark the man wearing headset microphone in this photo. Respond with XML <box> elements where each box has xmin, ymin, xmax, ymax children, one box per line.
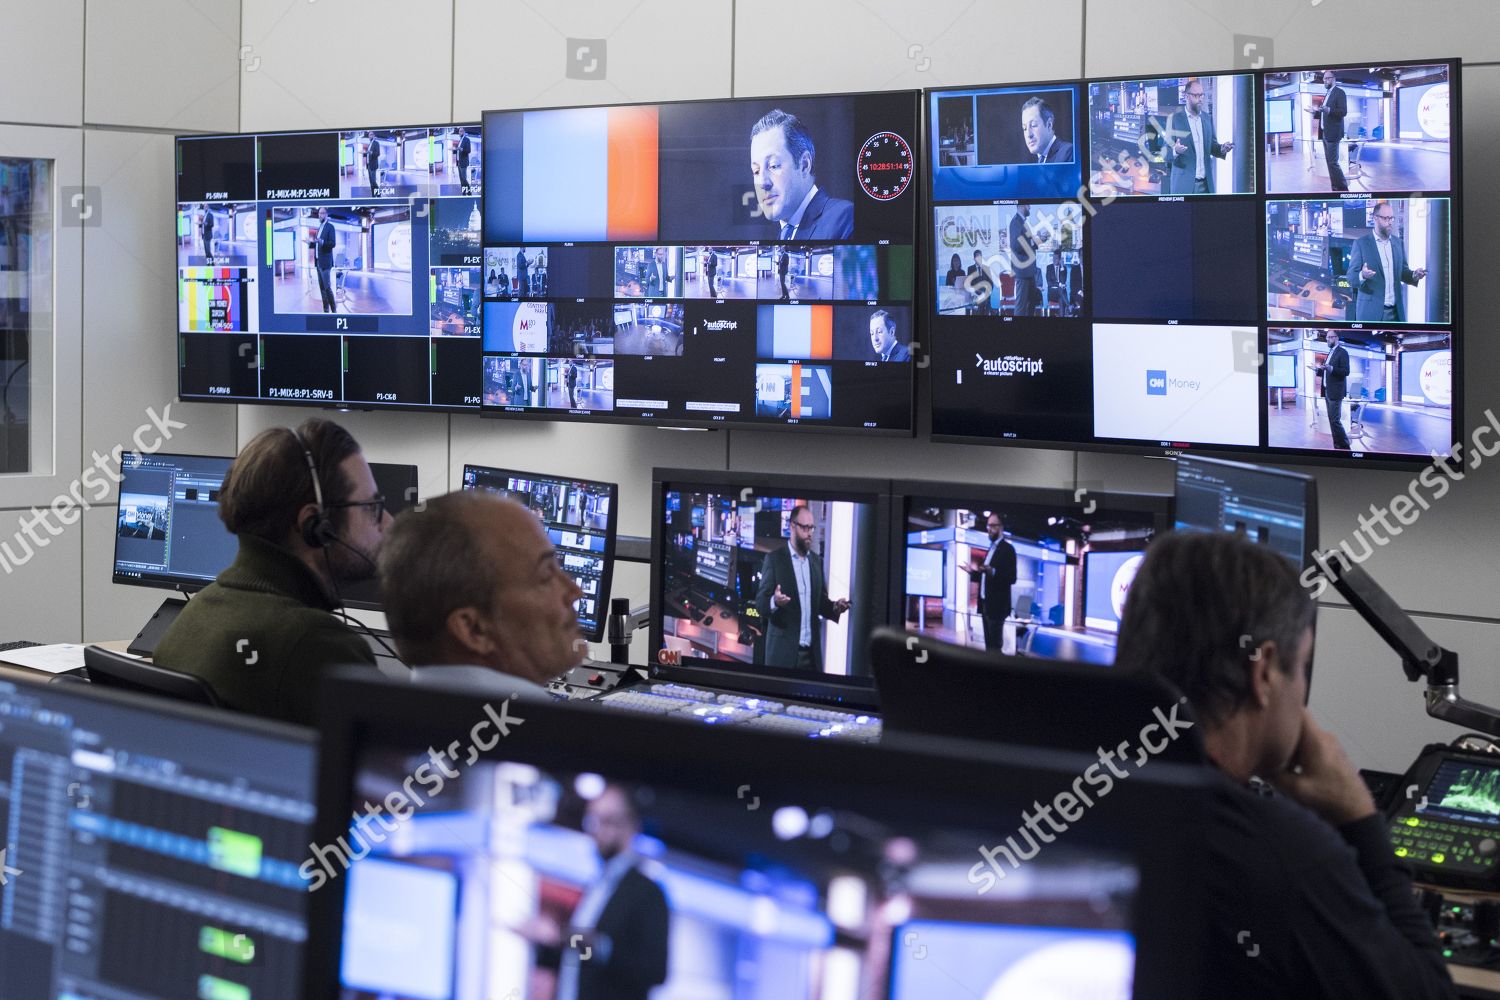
<box><xmin>155</xmin><ymin>418</ymin><xmax>392</xmax><ymax>725</ymax></box>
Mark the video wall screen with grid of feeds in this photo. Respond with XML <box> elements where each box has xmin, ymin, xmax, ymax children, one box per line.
<box><xmin>176</xmin><ymin>122</ymin><xmax>484</xmax><ymax>410</ymax></box>
<box><xmin>479</xmin><ymin>91</ymin><xmax>920</xmax><ymax>434</ymax></box>
<box><xmin>925</xmin><ymin>59</ymin><xmax>1459</xmax><ymax>468</ymax></box>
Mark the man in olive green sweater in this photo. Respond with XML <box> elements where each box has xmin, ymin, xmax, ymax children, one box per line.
<box><xmin>154</xmin><ymin>418</ymin><xmax>391</xmax><ymax>725</ymax></box>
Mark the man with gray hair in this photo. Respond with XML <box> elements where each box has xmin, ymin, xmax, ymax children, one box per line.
<box><xmin>378</xmin><ymin>491</ymin><xmax>585</xmax><ymax>698</ymax></box>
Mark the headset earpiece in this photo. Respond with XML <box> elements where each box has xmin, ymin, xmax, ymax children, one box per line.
<box><xmin>293</xmin><ymin>428</ymin><xmax>335</xmax><ymax>549</ymax></box>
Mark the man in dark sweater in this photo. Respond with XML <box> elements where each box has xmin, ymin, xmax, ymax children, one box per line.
<box><xmin>1115</xmin><ymin>532</ymin><xmax>1455</xmax><ymax>1000</ymax></box>
<box><xmin>154</xmin><ymin>418</ymin><xmax>391</xmax><ymax>725</ymax></box>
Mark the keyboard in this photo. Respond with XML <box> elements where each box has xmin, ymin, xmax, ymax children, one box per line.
<box><xmin>596</xmin><ymin>683</ymin><xmax>881</xmax><ymax>742</ymax></box>
<box><xmin>0</xmin><ymin>640</ymin><xmax>42</xmax><ymax>654</ymax></box>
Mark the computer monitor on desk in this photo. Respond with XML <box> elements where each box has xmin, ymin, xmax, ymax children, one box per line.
<box><xmin>303</xmin><ymin>673</ymin><xmax>1212</xmax><ymax>999</ymax></box>
<box><xmin>893</xmin><ymin>480</ymin><xmax>1170</xmax><ymax>666</ymax></box>
<box><xmin>1173</xmin><ymin>455</ymin><xmax>1318</xmax><ymax>569</ymax></box>
<box><xmin>112</xmin><ymin>452</ymin><xmax>236</xmax><ymax>591</ymax></box>
<box><xmin>337</xmin><ymin>461</ymin><xmax>420</xmax><ymax>613</ymax></box>
<box><xmin>461</xmin><ymin>464</ymin><xmax>618</xmax><ymax>642</ymax></box>
<box><xmin>651</xmin><ymin>467</ymin><xmax>890</xmax><ymax>706</ymax></box>
<box><xmin>0</xmin><ymin>675</ymin><xmax>317</xmax><ymax>1000</ymax></box>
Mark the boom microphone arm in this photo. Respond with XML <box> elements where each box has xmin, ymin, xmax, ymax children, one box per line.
<box><xmin>1316</xmin><ymin>548</ymin><xmax>1500</xmax><ymax>736</ymax></box>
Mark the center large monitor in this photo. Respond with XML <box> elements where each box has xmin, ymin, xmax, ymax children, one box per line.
<box><xmin>462</xmin><ymin>464</ymin><xmax>618</xmax><ymax>641</ymax></box>
<box><xmin>175</xmin><ymin>122</ymin><xmax>484</xmax><ymax>410</ymax></box>
<box><xmin>0</xmin><ymin>676</ymin><xmax>316</xmax><ymax>1000</ymax></box>
<box><xmin>925</xmin><ymin>58</ymin><xmax>1460</xmax><ymax>469</ymax></box>
<box><xmin>479</xmin><ymin>91</ymin><xmax>920</xmax><ymax>434</ymax></box>
<box><xmin>651</xmin><ymin>468</ymin><xmax>889</xmax><ymax>703</ymax></box>
<box><xmin>893</xmin><ymin>481</ymin><xmax>1171</xmax><ymax>666</ymax></box>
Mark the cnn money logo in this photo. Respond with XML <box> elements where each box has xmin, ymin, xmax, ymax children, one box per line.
<box><xmin>975</xmin><ymin>354</ymin><xmax>1045</xmax><ymax>377</ymax></box>
<box><xmin>1146</xmin><ymin>370</ymin><xmax>1201</xmax><ymax>395</ymax></box>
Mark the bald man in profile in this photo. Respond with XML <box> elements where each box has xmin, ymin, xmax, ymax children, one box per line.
<box><xmin>378</xmin><ymin>491</ymin><xmax>586</xmax><ymax>698</ymax></box>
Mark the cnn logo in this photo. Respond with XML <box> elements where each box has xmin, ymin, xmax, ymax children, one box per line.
<box><xmin>656</xmin><ymin>648</ymin><xmax>682</xmax><ymax>666</ymax></box>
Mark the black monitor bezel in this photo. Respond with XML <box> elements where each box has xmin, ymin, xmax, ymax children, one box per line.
<box><xmin>461</xmin><ymin>462</ymin><xmax>620</xmax><ymax>642</ymax></box>
<box><xmin>173</xmin><ymin>120</ymin><xmax>485</xmax><ymax>415</ymax></box>
<box><xmin>111</xmin><ymin>451</ymin><xmax>236</xmax><ymax>593</ymax></box>
<box><xmin>889</xmin><ymin>479</ymin><xmax>1173</xmax><ymax>640</ymax></box>
<box><xmin>921</xmin><ymin>57</ymin><xmax>1462</xmax><ymax>473</ymax></box>
<box><xmin>302</xmin><ymin>671</ymin><xmax>1212</xmax><ymax>1000</ymax></box>
<box><xmin>650</xmin><ymin>466</ymin><xmax>891</xmax><ymax>707</ymax></box>
<box><xmin>476</xmin><ymin>88</ymin><xmax>923</xmax><ymax>438</ymax></box>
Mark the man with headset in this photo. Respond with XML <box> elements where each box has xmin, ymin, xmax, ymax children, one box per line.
<box><xmin>154</xmin><ymin>418</ymin><xmax>392</xmax><ymax>725</ymax></box>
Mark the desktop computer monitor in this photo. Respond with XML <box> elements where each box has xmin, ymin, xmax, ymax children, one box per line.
<box><xmin>651</xmin><ymin>468</ymin><xmax>890</xmax><ymax>705</ymax></box>
<box><xmin>303</xmin><ymin>674</ymin><xmax>1212</xmax><ymax>999</ymax></box>
<box><xmin>0</xmin><ymin>675</ymin><xmax>316</xmax><ymax>1000</ymax></box>
<box><xmin>1173</xmin><ymin>454</ymin><xmax>1318</xmax><ymax>568</ymax></box>
<box><xmin>461</xmin><ymin>464</ymin><xmax>618</xmax><ymax>641</ymax></box>
<box><xmin>893</xmin><ymin>481</ymin><xmax>1170</xmax><ymax>666</ymax></box>
<box><xmin>112</xmin><ymin>453</ymin><xmax>237</xmax><ymax>591</ymax></box>
<box><xmin>338</xmin><ymin>462</ymin><xmax>420</xmax><ymax>613</ymax></box>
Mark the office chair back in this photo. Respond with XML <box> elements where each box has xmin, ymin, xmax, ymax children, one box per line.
<box><xmin>870</xmin><ymin>626</ymin><xmax>1206</xmax><ymax>764</ymax></box>
<box><xmin>83</xmin><ymin>645</ymin><xmax>222</xmax><ymax>707</ymax></box>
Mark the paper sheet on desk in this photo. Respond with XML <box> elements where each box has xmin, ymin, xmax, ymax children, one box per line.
<box><xmin>3</xmin><ymin>643</ymin><xmax>88</xmax><ymax>674</ymax></box>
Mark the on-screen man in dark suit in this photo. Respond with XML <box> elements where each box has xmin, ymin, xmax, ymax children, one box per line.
<box><xmin>456</xmin><ymin>129</ymin><xmax>472</xmax><ymax>194</ymax></box>
<box><xmin>750</xmin><ymin>108</ymin><xmax>854</xmax><ymax>240</ymax></box>
<box><xmin>754</xmin><ymin>505</ymin><xmax>851</xmax><ymax>671</ymax></box>
<box><xmin>1308</xmin><ymin>70</ymin><xmax>1349</xmax><ymax>191</ymax></box>
<box><xmin>1021</xmin><ymin>97</ymin><xmax>1074</xmax><ymax>163</ymax></box>
<box><xmin>1160</xmin><ymin>79</ymin><xmax>1234</xmax><ymax>194</ymax></box>
<box><xmin>1346</xmin><ymin>202</ymin><xmax>1426</xmax><ymax>323</ymax></box>
<box><xmin>965</xmin><ymin>513</ymin><xmax>1017</xmax><ymax>651</ymax></box>
<box><xmin>365</xmin><ymin>134</ymin><xmax>381</xmax><ymax>195</ymax></box>
<box><xmin>1318</xmin><ymin>330</ymin><xmax>1352</xmax><ymax>450</ymax></box>
<box><xmin>529</xmin><ymin>785</ymin><xmax>670</xmax><ymax>1000</ymax></box>
<box><xmin>1010</xmin><ymin>204</ymin><xmax>1041</xmax><ymax>317</ymax></box>
<box><xmin>200</xmin><ymin>206</ymin><xmax>215</xmax><ymax>260</ymax></box>
<box><xmin>305</xmin><ymin>207</ymin><xmax>337</xmax><ymax>313</ymax></box>
<box><xmin>869</xmin><ymin>309</ymin><xmax>910</xmax><ymax>362</ymax></box>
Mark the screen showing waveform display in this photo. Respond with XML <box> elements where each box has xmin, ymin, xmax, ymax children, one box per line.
<box><xmin>1429</xmin><ymin>760</ymin><xmax>1500</xmax><ymax>819</ymax></box>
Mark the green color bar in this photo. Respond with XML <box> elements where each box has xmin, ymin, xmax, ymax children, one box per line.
<box><xmin>430</xmin><ymin>271</ymin><xmax>436</xmax><ymax>303</ymax></box>
<box><xmin>199</xmin><ymin>926</ymin><xmax>256</xmax><ymax>964</ymax></box>
<box><xmin>341</xmin><ymin>338</ymin><xmax>349</xmax><ymax>371</ymax></box>
<box><xmin>264</xmin><ymin>218</ymin><xmax>271</xmax><ymax>267</ymax></box>
<box><xmin>198</xmin><ymin>975</ymin><xmax>250</xmax><ymax>1000</ymax></box>
<box><xmin>206</xmin><ymin>828</ymin><xmax>262</xmax><ymax>879</ymax></box>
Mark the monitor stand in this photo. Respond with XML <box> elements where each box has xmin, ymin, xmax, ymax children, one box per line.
<box><xmin>127</xmin><ymin>597</ymin><xmax>188</xmax><ymax>658</ymax></box>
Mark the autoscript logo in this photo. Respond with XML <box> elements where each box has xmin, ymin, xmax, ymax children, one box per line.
<box><xmin>1146</xmin><ymin>370</ymin><xmax>1201</xmax><ymax>395</ymax></box>
<box><xmin>702</xmin><ymin>319</ymin><xmax>738</xmax><ymax>331</ymax></box>
<box><xmin>975</xmin><ymin>354</ymin><xmax>1044</xmax><ymax>377</ymax></box>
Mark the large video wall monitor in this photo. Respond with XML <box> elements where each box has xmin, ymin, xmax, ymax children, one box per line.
<box><xmin>479</xmin><ymin>91</ymin><xmax>920</xmax><ymax>434</ymax></box>
<box><xmin>650</xmin><ymin>468</ymin><xmax>889</xmax><ymax>704</ymax></box>
<box><xmin>925</xmin><ymin>59</ymin><xmax>1460</xmax><ymax>469</ymax></box>
<box><xmin>175</xmin><ymin>122</ymin><xmax>484</xmax><ymax>410</ymax></box>
<box><xmin>894</xmin><ymin>481</ymin><xmax>1171</xmax><ymax>666</ymax></box>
